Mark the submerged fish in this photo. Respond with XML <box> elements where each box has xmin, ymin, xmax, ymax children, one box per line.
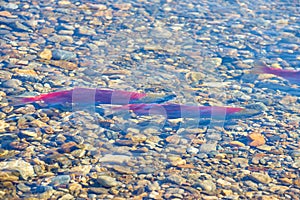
<box><xmin>253</xmin><ymin>61</ymin><xmax>300</xmax><ymax>85</ymax></box>
<box><xmin>12</xmin><ymin>87</ymin><xmax>173</xmax><ymax>106</ymax></box>
<box><xmin>113</xmin><ymin>103</ymin><xmax>244</xmax><ymax>119</ymax></box>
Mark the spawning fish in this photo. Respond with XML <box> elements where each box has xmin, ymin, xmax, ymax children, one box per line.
<box><xmin>253</xmin><ymin>61</ymin><xmax>300</xmax><ymax>85</ymax></box>
<box><xmin>12</xmin><ymin>87</ymin><xmax>174</xmax><ymax>106</ymax></box>
<box><xmin>113</xmin><ymin>103</ymin><xmax>244</xmax><ymax>119</ymax></box>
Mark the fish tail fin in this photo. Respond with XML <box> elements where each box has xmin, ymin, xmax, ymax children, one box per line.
<box><xmin>251</xmin><ymin>61</ymin><xmax>271</xmax><ymax>74</ymax></box>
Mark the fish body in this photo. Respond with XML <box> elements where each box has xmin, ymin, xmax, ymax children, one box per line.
<box><xmin>254</xmin><ymin>62</ymin><xmax>300</xmax><ymax>85</ymax></box>
<box><xmin>113</xmin><ymin>103</ymin><xmax>244</xmax><ymax>119</ymax></box>
<box><xmin>15</xmin><ymin>87</ymin><xmax>147</xmax><ymax>105</ymax></box>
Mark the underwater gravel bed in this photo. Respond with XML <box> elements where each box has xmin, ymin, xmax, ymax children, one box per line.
<box><xmin>0</xmin><ymin>0</ymin><xmax>300</xmax><ymax>199</ymax></box>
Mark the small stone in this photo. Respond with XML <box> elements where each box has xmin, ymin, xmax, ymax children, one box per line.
<box><xmin>12</xmin><ymin>68</ymin><xmax>38</xmax><ymax>76</ymax></box>
<box><xmin>59</xmin><ymin>194</ymin><xmax>74</xmax><ymax>200</ymax></box>
<box><xmin>20</xmin><ymin>130</ymin><xmax>38</xmax><ymax>138</ymax></box>
<box><xmin>59</xmin><ymin>142</ymin><xmax>79</xmax><ymax>153</ymax></box>
<box><xmin>217</xmin><ymin>178</ymin><xmax>231</xmax><ymax>186</ymax></box>
<box><xmin>52</xmin><ymin>49</ymin><xmax>76</xmax><ymax>61</ymax></box>
<box><xmin>31</xmin><ymin>119</ymin><xmax>48</xmax><ymax>127</ymax></box>
<box><xmin>99</xmin><ymin>154</ymin><xmax>131</xmax><ymax>163</ymax></box>
<box><xmin>215</xmin><ymin>153</ymin><xmax>227</xmax><ymax>159</ymax></box>
<box><xmin>17</xmin><ymin>183</ymin><xmax>31</xmax><ymax>192</ymax></box>
<box><xmin>149</xmin><ymin>191</ymin><xmax>161</xmax><ymax>199</ymax></box>
<box><xmin>198</xmin><ymin>180</ymin><xmax>216</xmax><ymax>193</ymax></box>
<box><xmin>49</xmin><ymin>60</ymin><xmax>78</xmax><ymax>70</ymax></box>
<box><xmin>229</xmin><ymin>141</ymin><xmax>245</xmax><ymax>147</ymax></box>
<box><xmin>0</xmin><ymin>70</ymin><xmax>12</xmax><ymax>80</ymax></box>
<box><xmin>0</xmin><ymin>11</ymin><xmax>14</xmax><ymax>18</ymax></box>
<box><xmin>113</xmin><ymin>3</ymin><xmax>132</xmax><ymax>10</ymax></box>
<box><xmin>249</xmin><ymin>172</ymin><xmax>272</xmax><ymax>184</ymax></box>
<box><xmin>221</xmin><ymin>189</ymin><xmax>233</xmax><ymax>196</ymax></box>
<box><xmin>58</xmin><ymin>0</ymin><xmax>71</xmax><ymax>5</ymax></box>
<box><xmin>111</xmin><ymin>165</ymin><xmax>134</xmax><ymax>174</ymax></box>
<box><xmin>151</xmin><ymin>27</ymin><xmax>172</xmax><ymax>39</ymax></box>
<box><xmin>2</xmin><ymin>79</ymin><xmax>22</xmax><ymax>88</ymax></box>
<box><xmin>9</xmin><ymin>141</ymin><xmax>28</xmax><ymax>150</ymax></box>
<box><xmin>50</xmin><ymin>175</ymin><xmax>71</xmax><ymax>186</ymax></box>
<box><xmin>71</xmin><ymin>149</ymin><xmax>86</xmax><ymax>158</ymax></box>
<box><xmin>186</xmin><ymin>147</ymin><xmax>199</xmax><ymax>154</ymax></box>
<box><xmin>38</xmin><ymin>49</ymin><xmax>52</xmax><ymax>60</ymax></box>
<box><xmin>166</xmin><ymin>135</ymin><xmax>180</xmax><ymax>144</ymax></box>
<box><xmin>78</xmin><ymin>26</ymin><xmax>96</xmax><ymax>36</ymax></box>
<box><xmin>130</xmin><ymin>134</ymin><xmax>147</xmax><ymax>143</ymax></box>
<box><xmin>49</xmin><ymin>35</ymin><xmax>74</xmax><ymax>43</ymax></box>
<box><xmin>89</xmin><ymin>187</ymin><xmax>108</xmax><ymax>194</ymax></box>
<box><xmin>68</xmin><ymin>182</ymin><xmax>82</xmax><ymax>196</ymax></box>
<box><xmin>279</xmin><ymin>95</ymin><xmax>298</xmax><ymax>105</ymax></box>
<box><xmin>0</xmin><ymin>171</ymin><xmax>19</xmax><ymax>181</ymax></box>
<box><xmin>39</xmin><ymin>27</ymin><xmax>55</xmax><ymax>35</ymax></box>
<box><xmin>143</xmin><ymin>45</ymin><xmax>162</xmax><ymax>51</ymax></box>
<box><xmin>231</xmin><ymin>158</ymin><xmax>249</xmax><ymax>168</ymax></box>
<box><xmin>3</xmin><ymin>3</ymin><xmax>18</xmax><ymax>10</ymax></box>
<box><xmin>168</xmin><ymin>156</ymin><xmax>186</xmax><ymax>166</ymax></box>
<box><xmin>248</xmin><ymin>132</ymin><xmax>266</xmax><ymax>147</ymax></box>
<box><xmin>294</xmin><ymin>178</ymin><xmax>300</xmax><ymax>187</ymax></box>
<box><xmin>167</xmin><ymin>174</ymin><xmax>186</xmax><ymax>185</ymax></box>
<box><xmin>97</xmin><ymin>175</ymin><xmax>119</xmax><ymax>188</ymax></box>
<box><xmin>69</xmin><ymin>165</ymin><xmax>92</xmax><ymax>175</ymax></box>
<box><xmin>256</xmin><ymin>145</ymin><xmax>273</xmax><ymax>151</ymax></box>
<box><xmin>186</xmin><ymin>72</ymin><xmax>206</xmax><ymax>83</ymax></box>
<box><xmin>0</xmin><ymin>160</ymin><xmax>35</xmax><ymax>180</ymax></box>
<box><xmin>0</xmin><ymin>120</ymin><xmax>9</xmax><ymax>132</ymax></box>
<box><xmin>279</xmin><ymin>177</ymin><xmax>293</xmax><ymax>185</ymax></box>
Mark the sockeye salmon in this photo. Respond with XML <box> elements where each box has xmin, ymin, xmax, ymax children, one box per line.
<box><xmin>113</xmin><ymin>103</ymin><xmax>244</xmax><ymax>119</ymax></box>
<box><xmin>12</xmin><ymin>87</ymin><xmax>175</xmax><ymax>106</ymax></box>
<box><xmin>253</xmin><ymin>61</ymin><xmax>300</xmax><ymax>85</ymax></box>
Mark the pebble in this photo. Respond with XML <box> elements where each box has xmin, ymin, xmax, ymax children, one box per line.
<box><xmin>248</xmin><ymin>132</ymin><xmax>266</xmax><ymax>147</ymax></box>
<box><xmin>0</xmin><ymin>160</ymin><xmax>35</xmax><ymax>180</ymax></box>
<box><xmin>167</xmin><ymin>174</ymin><xmax>186</xmax><ymax>185</ymax></box>
<box><xmin>0</xmin><ymin>70</ymin><xmax>12</xmax><ymax>80</ymax></box>
<box><xmin>97</xmin><ymin>175</ymin><xmax>120</xmax><ymax>188</ymax></box>
<box><xmin>198</xmin><ymin>180</ymin><xmax>216</xmax><ymax>193</ymax></box>
<box><xmin>50</xmin><ymin>175</ymin><xmax>71</xmax><ymax>186</ymax></box>
<box><xmin>229</xmin><ymin>141</ymin><xmax>246</xmax><ymax>147</ymax></box>
<box><xmin>2</xmin><ymin>79</ymin><xmax>22</xmax><ymax>88</ymax></box>
<box><xmin>17</xmin><ymin>183</ymin><xmax>31</xmax><ymax>193</ymax></box>
<box><xmin>49</xmin><ymin>60</ymin><xmax>78</xmax><ymax>70</ymax></box>
<box><xmin>186</xmin><ymin>147</ymin><xmax>199</xmax><ymax>154</ymax></box>
<box><xmin>77</xmin><ymin>26</ymin><xmax>96</xmax><ymax>36</ymax></box>
<box><xmin>249</xmin><ymin>172</ymin><xmax>272</xmax><ymax>184</ymax></box>
<box><xmin>151</xmin><ymin>27</ymin><xmax>172</xmax><ymax>39</ymax></box>
<box><xmin>99</xmin><ymin>154</ymin><xmax>131</xmax><ymax>164</ymax></box>
<box><xmin>3</xmin><ymin>3</ymin><xmax>18</xmax><ymax>10</ymax></box>
<box><xmin>52</xmin><ymin>49</ymin><xmax>76</xmax><ymax>61</ymax></box>
<box><xmin>38</xmin><ymin>49</ymin><xmax>52</xmax><ymax>60</ymax></box>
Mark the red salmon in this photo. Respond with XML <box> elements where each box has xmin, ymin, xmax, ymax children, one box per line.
<box><xmin>253</xmin><ymin>61</ymin><xmax>300</xmax><ymax>85</ymax></box>
<box><xmin>113</xmin><ymin>103</ymin><xmax>244</xmax><ymax>119</ymax></box>
<box><xmin>14</xmin><ymin>87</ymin><xmax>147</xmax><ymax>105</ymax></box>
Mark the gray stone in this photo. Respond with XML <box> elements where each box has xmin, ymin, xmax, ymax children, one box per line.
<box><xmin>248</xmin><ymin>172</ymin><xmax>272</xmax><ymax>184</ymax></box>
<box><xmin>198</xmin><ymin>180</ymin><xmax>216</xmax><ymax>193</ymax></box>
<box><xmin>97</xmin><ymin>175</ymin><xmax>119</xmax><ymax>188</ymax></box>
<box><xmin>2</xmin><ymin>79</ymin><xmax>22</xmax><ymax>88</ymax></box>
<box><xmin>52</xmin><ymin>50</ymin><xmax>77</xmax><ymax>61</ymax></box>
<box><xmin>50</xmin><ymin>175</ymin><xmax>71</xmax><ymax>186</ymax></box>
